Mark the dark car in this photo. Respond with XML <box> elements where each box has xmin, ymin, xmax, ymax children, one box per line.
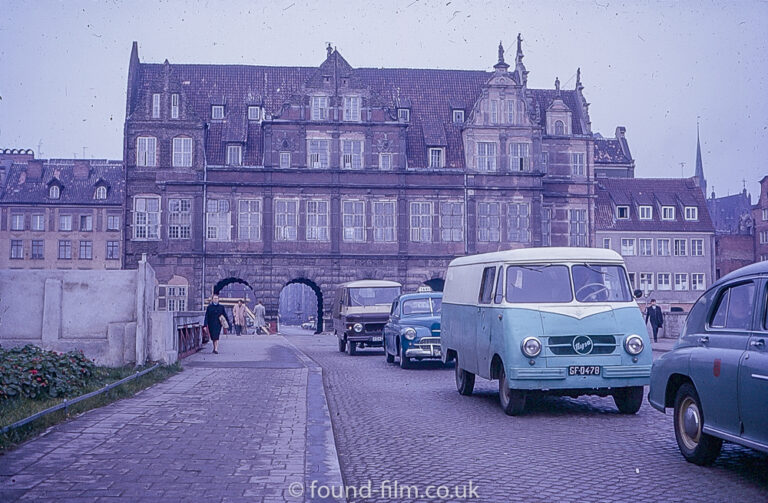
<box><xmin>648</xmin><ymin>261</ymin><xmax>768</xmax><ymax>465</ymax></box>
<box><xmin>383</xmin><ymin>292</ymin><xmax>442</xmax><ymax>369</ymax></box>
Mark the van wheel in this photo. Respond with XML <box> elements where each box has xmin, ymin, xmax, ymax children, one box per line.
<box><xmin>673</xmin><ymin>382</ymin><xmax>722</xmax><ymax>465</ymax></box>
<box><xmin>346</xmin><ymin>340</ymin><xmax>357</xmax><ymax>356</ymax></box>
<box><xmin>499</xmin><ymin>368</ymin><xmax>526</xmax><ymax>416</ymax></box>
<box><xmin>337</xmin><ymin>336</ymin><xmax>346</xmax><ymax>353</ymax></box>
<box><xmin>613</xmin><ymin>386</ymin><xmax>644</xmax><ymax>414</ymax></box>
<box><xmin>454</xmin><ymin>355</ymin><xmax>475</xmax><ymax>395</ymax></box>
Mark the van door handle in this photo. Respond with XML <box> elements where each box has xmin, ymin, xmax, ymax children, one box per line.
<box><xmin>698</xmin><ymin>336</ymin><xmax>709</xmax><ymax>345</ymax></box>
<box><xmin>498</xmin><ymin>314</ymin><xmax>503</xmax><ymax>320</ymax></box>
<box><xmin>751</xmin><ymin>338</ymin><xmax>766</xmax><ymax>349</ymax></box>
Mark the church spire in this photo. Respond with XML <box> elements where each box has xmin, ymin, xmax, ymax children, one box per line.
<box><xmin>694</xmin><ymin>120</ymin><xmax>707</xmax><ymax>196</ymax></box>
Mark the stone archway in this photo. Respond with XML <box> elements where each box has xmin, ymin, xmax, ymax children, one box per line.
<box><xmin>424</xmin><ymin>277</ymin><xmax>445</xmax><ymax>292</ymax></box>
<box><xmin>279</xmin><ymin>278</ymin><xmax>324</xmax><ymax>334</ymax></box>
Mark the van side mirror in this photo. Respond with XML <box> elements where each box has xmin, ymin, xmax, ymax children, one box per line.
<box><xmin>633</xmin><ymin>289</ymin><xmax>643</xmax><ymax>299</ymax></box>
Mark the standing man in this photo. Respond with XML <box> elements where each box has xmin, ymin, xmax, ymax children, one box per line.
<box><xmin>254</xmin><ymin>299</ymin><xmax>269</xmax><ymax>335</ymax></box>
<box><xmin>233</xmin><ymin>299</ymin><xmax>247</xmax><ymax>336</ymax></box>
<box><xmin>204</xmin><ymin>293</ymin><xmax>229</xmax><ymax>354</ymax></box>
<box><xmin>645</xmin><ymin>299</ymin><xmax>664</xmax><ymax>343</ymax></box>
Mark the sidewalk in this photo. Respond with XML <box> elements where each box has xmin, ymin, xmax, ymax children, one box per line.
<box><xmin>0</xmin><ymin>334</ymin><xmax>344</xmax><ymax>502</ymax></box>
<box><xmin>652</xmin><ymin>337</ymin><xmax>678</xmax><ymax>354</ymax></box>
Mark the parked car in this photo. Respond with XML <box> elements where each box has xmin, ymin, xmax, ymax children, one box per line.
<box><xmin>648</xmin><ymin>261</ymin><xmax>768</xmax><ymax>465</ymax></box>
<box><xmin>383</xmin><ymin>292</ymin><xmax>443</xmax><ymax>369</ymax></box>
<box><xmin>332</xmin><ymin>280</ymin><xmax>402</xmax><ymax>355</ymax></box>
<box><xmin>441</xmin><ymin>247</ymin><xmax>650</xmax><ymax>415</ymax></box>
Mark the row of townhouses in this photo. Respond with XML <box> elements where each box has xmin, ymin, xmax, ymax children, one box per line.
<box><xmin>2</xmin><ymin>39</ymin><xmax>764</xmax><ymax>323</ymax></box>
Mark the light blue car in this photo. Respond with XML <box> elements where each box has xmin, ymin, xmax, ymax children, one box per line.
<box><xmin>649</xmin><ymin>262</ymin><xmax>768</xmax><ymax>465</ymax></box>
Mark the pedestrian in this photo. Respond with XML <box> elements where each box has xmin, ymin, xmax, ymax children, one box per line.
<box><xmin>233</xmin><ymin>299</ymin><xmax>247</xmax><ymax>336</ymax></box>
<box><xmin>204</xmin><ymin>293</ymin><xmax>229</xmax><ymax>354</ymax></box>
<box><xmin>254</xmin><ymin>299</ymin><xmax>269</xmax><ymax>335</ymax></box>
<box><xmin>645</xmin><ymin>298</ymin><xmax>664</xmax><ymax>343</ymax></box>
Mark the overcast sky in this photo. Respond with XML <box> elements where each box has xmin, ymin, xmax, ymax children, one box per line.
<box><xmin>1</xmin><ymin>0</ymin><xmax>766</xmax><ymax>198</ymax></box>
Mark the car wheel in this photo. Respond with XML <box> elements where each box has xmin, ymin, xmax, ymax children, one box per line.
<box><xmin>613</xmin><ymin>386</ymin><xmax>644</xmax><ymax>414</ymax></box>
<box><xmin>346</xmin><ymin>340</ymin><xmax>357</xmax><ymax>356</ymax></box>
<box><xmin>674</xmin><ymin>382</ymin><xmax>723</xmax><ymax>465</ymax></box>
<box><xmin>454</xmin><ymin>354</ymin><xmax>475</xmax><ymax>395</ymax></box>
<box><xmin>499</xmin><ymin>367</ymin><xmax>526</xmax><ymax>416</ymax></box>
<box><xmin>399</xmin><ymin>342</ymin><xmax>411</xmax><ymax>369</ymax></box>
<box><xmin>337</xmin><ymin>336</ymin><xmax>346</xmax><ymax>353</ymax></box>
<box><xmin>385</xmin><ymin>346</ymin><xmax>395</xmax><ymax>364</ymax></box>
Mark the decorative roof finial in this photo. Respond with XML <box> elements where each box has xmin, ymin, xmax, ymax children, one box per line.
<box><xmin>494</xmin><ymin>40</ymin><xmax>509</xmax><ymax>72</ymax></box>
<box><xmin>326</xmin><ymin>43</ymin><xmax>333</xmax><ymax>58</ymax></box>
<box><xmin>498</xmin><ymin>41</ymin><xmax>505</xmax><ymax>64</ymax></box>
<box><xmin>516</xmin><ymin>33</ymin><xmax>523</xmax><ymax>59</ymax></box>
<box><xmin>576</xmin><ymin>67</ymin><xmax>582</xmax><ymax>90</ymax></box>
<box><xmin>555</xmin><ymin>77</ymin><xmax>560</xmax><ymax>93</ymax></box>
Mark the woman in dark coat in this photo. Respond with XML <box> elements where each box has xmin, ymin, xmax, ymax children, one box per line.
<box><xmin>204</xmin><ymin>293</ymin><xmax>229</xmax><ymax>354</ymax></box>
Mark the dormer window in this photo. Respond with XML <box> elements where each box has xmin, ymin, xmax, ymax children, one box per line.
<box><xmin>343</xmin><ymin>96</ymin><xmax>361</xmax><ymax>122</ymax></box>
<box><xmin>639</xmin><ymin>205</ymin><xmax>652</xmax><ymax>220</ymax></box>
<box><xmin>453</xmin><ymin>110</ymin><xmax>465</xmax><ymax>123</ymax></box>
<box><xmin>171</xmin><ymin>93</ymin><xmax>179</xmax><ymax>119</ymax></box>
<box><xmin>248</xmin><ymin>106</ymin><xmax>261</xmax><ymax>121</ymax></box>
<box><xmin>616</xmin><ymin>206</ymin><xmax>629</xmax><ymax>219</ymax></box>
<box><xmin>662</xmin><ymin>206</ymin><xmax>675</xmax><ymax>220</ymax></box>
<box><xmin>226</xmin><ymin>145</ymin><xmax>242</xmax><ymax>166</ymax></box>
<box><xmin>211</xmin><ymin>105</ymin><xmax>225</xmax><ymax>120</ymax></box>
<box><xmin>311</xmin><ymin>96</ymin><xmax>329</xmax><ymax>121</ymax></box>
<box><xmin>684</xmin><ymin>206</ymin><xmax>698</xmax><ymax>221</ymax></box>
<box><xmin>555</xmin><ymin>120</ymin><xmax>565</xmax><ymax>135</ymax></box>
<box><xmin>152</xmin><ymin>94</ymin><xmax>161</xmax><ymax>119</ymax></box>
<box><xmin>398</xmin><ymin>108</ymin><xmax>410</xmax><ymax>122</ymax></box>
<box><xmin>95</xmin><ymin>186</ymin><xmax>107</xmax><ymax>200</ymax></box>
<box><xmin>49</xmin><ymin>185</ymin><xmax>60</xmax><ymax>200</ymax></box>
<box><xmin>428</xmin><ymin>148</ymin><xmax>444</xmax><ymax>168</ymax></box>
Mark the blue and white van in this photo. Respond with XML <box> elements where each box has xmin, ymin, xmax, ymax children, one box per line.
<box><xmin>441</xmin><ymin>247</ymin><xmax>651</xmax><ymax>415</ymax></box>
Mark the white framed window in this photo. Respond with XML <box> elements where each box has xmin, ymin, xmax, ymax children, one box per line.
<box><xmin>760</xmin><ymin>230</ymin><xmax>768</xmax><ymax>244</ymax></box>
<box><xmin>168</xmin><ymin>198</ymin><xmax>192</xmax><ymax>239</ymax></box>
<box><xmin>627</xmin><ymin>272</ymin><xmax>636</xmax><ymax>289</ymax></box>
<box><xmin>306</xmin><ymin>199</ymin><xmax>330</xmax><ymax>241</ymax></box>
<box><xmin>691</xmin><ymin>273</ymin><xmax>706</xmax><ymax>291</ymax></box>
<box><xmin>136</xmin><ymin>136</ymin><xmax>157</xmax><ymax>167</ymax></box>
<box><xmin>211</xmin><ymin>105</ymin><xmax>224</xmax><ymax>119</ymax></box>
<box><xmin>78</xmin><ymin>240</ymin><xmax>93</xmax><ymax>260</ymax></box>
<box><xmin>10</xmin><ymin>214</ymin><xmax>24</xmax><ymax>231</ymax></box>
<box><xmin>639</xmin><ymin>206</ymin><xmax>652</xmax><ymax>220</ymax></box>
<box><xmin>440</xmin><ymin>201</ymin><xmax>464</xmax><ymax>242</ymax></box>
<box><xmin>477</xmin><ymin>202</ymin><xmax>501</xmax><ymax>242</ymax></box>
<box><xmin>172</xmin><ymin>137</ymin><xmax>193</xmax><ymax>167</ymax></box>
<box><xmin>621</xmin><ymin>238</ymin><xmax>636</xmax><ymax>256</ymax></box>
<box><xmin>673</xmin><ymin>238</ymin><xmax>687</xmax><ymax>256</ymax></box>
<box><xmin>226</xmin><ymin>145</ymin><xmax>242</xmax><ymax>166</ymax></box>
<box><xmin>616</xmin><ymin>206</ymin><xmax>629</xmax><ymax>219</ymax></box>
<box><xmin>59</xmin><ymin>214</ymin><xmax>72</xmax><ymax>232</ymax></box>
<box><xmin>49</xmin><ymin>185</ymin><xmax>60</xmax><ymax>199</ymax></box>
<box><xmin>379</xmin><ymin>153</ymin><xmax>393</xmax><ymax>171</ymax></box>
<box><xmin>428</xmin><ymin>148</ymin><xmax>444</xmax><ymax>168</ymax></box>
<box><xmin>763</xmin><ymin>208</ymin><xmax>768</xmax><ymax>221</ymax></box>
<box><xmin>94</xmin><ymin>186</ymin><xmax>107</xmax><ymax>200</ymax></box>
<box><xmin>30</xmin><ymin>240</ymin><xmax>43</xmax><ymax>260</ymax></box>
<box><xmin>657</xmin><ymin>273</ymin><xmax>671</xmax><ymax>291</ymax></box>
<box><xmin>79</xmin><ymin>214</ymin><xmax>93</xmax><ymax>232</ymax></box>
<box><xmin>341</xmin><ymin>140</ymin><xmax>363</xmax><ymax>170</ymax></box>
<box><xmin>571</xmin><ymin>153</ymin><xmax>585</xmax><ymax>176</ymax></box>
<box><xmin>248</xmin><ymin>106</ymin><xmax>261</xmax><ymax>121</ymax></box>
<box><xmin>206</xmin><ymin>199</ymin><xmax>231</xmax><ymax>241</ymax></box>
<box><xmin>307</xmin><ymin>139</ymin><xmax>329</xmax><ymax>169</ymax></box>
<box><xmin>373</xmin><ymin>200</ymin><xmax>396</xmax><ymax>242</ymax></box>
<box><xmin>152</xmin><ymin>93</ymin><xmax>161</xmax><ymax>118</ymax></box>
<box><xmin>477</xmin><ymin>142</ymin><xmax>497</xmax><ymax>172</ymax></box>
<box><xmin>662</xmin><ymin>206</ymin><xmax>675</xmax><ymax>220</ymax></box>
<box><xmin>311</xmin><ymin>96</ymin><xmax>329</xmax><ymax>121</ymax></box>
<box><xmin>657</xmin><ymin>238</ymin><xmax>671</xmax><ymax>256</ymax></box>
<box><xmin>507</xmin><ymin>202</ymin><xmax>530</xmax><ymax>243</ymax></box>
<box><xmin>58</xmin><ymin>240</ymin><xmax>71</xmax><ymax>259</ymax></box>
<box><xmin>106</xmin><ymin>241</ymin><xmax>120</xmax><ymax>260</ymax></box>
<box><xmin>453</xmin><ymin>110</ymin><xmax>465</xmax><ymax>123</ymax></box>
<box><xmin>540</xmin><ymin>152</ymin><xmax>549</xmax><ymax>173</ymax></box>
<box><xmin>490</xmin><ymin>100</ymin><xmax>498</xmax><ymax>124</ymax></box>
<box><xmin>509</xmin><ymin>143</ymin><xmax>530</xmax><ymax>172</ymax></box>
<box><xmin>133</xmin><ymin>195</ymin><xmax>160</xmax><ymax>240</ymax></box>
<box><xmin>279</xmin><ymin>152</ymin><xmax>291</xmax><ymax>169</ymax></box>
<box><xmin>691</xmin><ymin>239</ymin><xmax>704</xmax><ymax>256</ymax></box>
<box><xmin>517</xmin><ymin>101</ymin><xmax>525</xmax><ymax>125</ymax></box>
<box><xmin>274</xmin><ymin>198</ymin><xmax>298</xmax><ymax>241</ymax></box>
<box><xmin>343</xmin><ymin>96</ymin><xmax>361</xmax><ymax>122</ymax></box>
<box><xmin>342</xmin><ymin>200</ymin><xmax>366</xmax><ymax>242</ymax></box>
<box><xmin>541</xmin><ymin>207</ymin><xmax>552</xmax><ymax>246</ymax></box>
<box><xmin>639</xmin><ymin>238</ymin><xmax>653</xmax><ymax>256</ymax></box>
<box><xmin>639</xmin><ymin>273</ymin><xmax>654</xmax><ymax>293</ymax></box>
<box><xmin>238</xmin><ymin>199</ymin><xmax>262</xmax><ymax>241</ymax></box>
<box><xmin>410</xmin><ymin>201</ymin><xmax>432</xmax><ymax>242</ymax></box>
<box><xmin>674</xmin><ymin>273</ymin><xmax>689</xmax><ymax>291</ymax></box>
<box><xmin>684</xmin><ymin>206</ymin><xmax>698</xmax><ymax>221</ymax></box>
<box><xmin>398</xmin><ymin>108</ymin><xmax>410</xmax><ymax>122</ymax></box>
<box><xmin>171</xmin><ymin>93</ymin><xmax>179</xmax><ymax>119</ymax></box>
<box><xmin>506</xmin><ymin>101</ymin><xmax>515</xmax><ymax>124</ymax></box>
<box><xmin>107</xmin><ymin>215</ymin><xmax>120</xmax><ymax>231</ymax></box>
<box><xmin>602</xmin><ymin>237</ymin><xmax>611</xmax><ymax>249</ymax></box>
<box><xmin>555</xmin><ymin>120</ymin><xmax>565</xmax><ymax>135</ymax></box>
<box><xmin>32</xmin><ymin>214</ymin><xmax>45</xmax><ymax>231</ymax></box>
<box><xmin>163</xmin><ymin>285</ymin><xmax>188</xmax><ymax>312</ymax></box>
<box><xmin>569</xmin><ymin>209</ymin><xmax>587</xmax><ymax>246</ymax></box>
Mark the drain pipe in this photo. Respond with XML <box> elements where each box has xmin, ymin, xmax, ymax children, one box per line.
<box><xmin>201</xmin><ymin>122</ymin><xmax>209</xmax><ymax>309</ymax></box>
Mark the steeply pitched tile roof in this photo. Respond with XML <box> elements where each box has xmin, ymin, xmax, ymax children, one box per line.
<box><xmin>596</xmin><ymin>177</ymin><xmax>714</xmax><ymax>233</ymax></box>
<box><xmin>707</xmin><ymin>192</ymin><xmax>754</xmax><ymax>234</ymax></box>
<box><xmin>593</xmin><ymin>137</ymin><xmax>631</xmax><ymax>164</ymax></box>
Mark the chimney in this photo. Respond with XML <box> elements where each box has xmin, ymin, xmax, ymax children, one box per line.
<box><xmin>615</xmin><ymin>126</ymin><xmax>626</xmax><ymax>139</ymax></box>
<box><xmin>73</xmin><ymin>160</ymin><xmax>91</xmax><ymax>180</ymax></box>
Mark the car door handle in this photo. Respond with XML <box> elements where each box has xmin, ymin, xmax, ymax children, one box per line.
<box><xmin>698</xmin><ymin>336</ymin><xmax>709</xmax><ymax>345</ymax></box>
<box><xmin>498</xmin><ymin>314</ymin><xmax>503</xmax><ymax>320</ymax></box>
<box><xmin>750</xmin><ymin>338</ymin><xmax>766</xmax><ymax>349</ymax></box>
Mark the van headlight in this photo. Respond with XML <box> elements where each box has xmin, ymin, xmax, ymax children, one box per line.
<box><xmin>404</xmin><ymin>328</ymin><xmax>417</xmax><ymax>340</ymax></box>
<box><xmin>521</xmin><ymin>337</ymin><xmax>542</xmax><ymax>357</ymax></box>
<box><xmin>624</xmin><ymin>334</ymin><xmax>644</xmax><ymax>355</ymax></box>
<box><xmin>353</xmin><ymin>323</ymin><xmax>363</xmax><ymax>333</ymax></box>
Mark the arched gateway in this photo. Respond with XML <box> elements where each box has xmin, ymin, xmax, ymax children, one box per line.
<box><xmin>279</xmin><ymin>278</ymin><xmax>324</xmax><ymax>333</ymax></box>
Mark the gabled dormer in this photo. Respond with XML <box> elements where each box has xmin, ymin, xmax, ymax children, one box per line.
<box><xmin>466</xmin><ymin>41</ymin><xmax>529</xmax><ymax>127</ymax></box>
<box><xmin>47</xmin><ymin>178</ymin><xmax>63</xmax><ymax>200</ymax></box>
<box><xmin>546</xmin><ymin>78</ymin><xmax>572</xmax><ymax>135</ymax></box>
<box><xmin>94</xmin><ymin>178</ymin><xmax>110</xmax><ymax>200</ymax></box>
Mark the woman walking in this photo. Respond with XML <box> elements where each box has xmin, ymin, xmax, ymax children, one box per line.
<box><xmin>204</xmin><ymin>294</ymin><xmax>229</xmax><ymax>354</ymax></box>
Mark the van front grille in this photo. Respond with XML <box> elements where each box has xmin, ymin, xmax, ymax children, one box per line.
<box><xmin>547</xmin><ymin>335</ymin><xmax>616</xmax><ymax>355</ymax></box>
<box><xmin>365</xmin><ymin>323</ymin><xmax>386</xmax><ymax>334</ymax></box>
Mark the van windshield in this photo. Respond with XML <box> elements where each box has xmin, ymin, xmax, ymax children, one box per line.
<box><xmin>506</xmin><ymin>265</ymin><xmax>573</xmax><ymax>303</ymax></box>
<box><xmin>572</xmin><ymin>264</ymin><xmax>633</xmax><ymax>302</ymax></box>
<box><xmin>349</xmin><ymin>287</ymin><xmax>401</xmax><ymax>307</ymax></box>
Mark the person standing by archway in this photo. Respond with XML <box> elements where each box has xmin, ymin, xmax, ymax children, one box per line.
<box><xmin>254</xmin><ymin>299</ymin><xmax>269</xmax><ymax>335</ymax></box>
<box><xmin>233</xmin><ymin>299</ymin><xmax>247</xmax><ymax>336</ymax></box>
<box><xmin>204</xmin><ymin>294</ymin><xmax>229</xmax><ymax>353</ymax></box>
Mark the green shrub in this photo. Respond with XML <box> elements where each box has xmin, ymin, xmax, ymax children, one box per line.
<box><xmin>0</xmin><ymin>345</ymin><xmax>96</xmax><ymax>400</ymax></box>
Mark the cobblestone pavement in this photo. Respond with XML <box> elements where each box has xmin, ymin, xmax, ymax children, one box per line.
<box><xmin>288</xmin><ymin>331</ymin><xmax>768</xmax><ymax>503</ymax></box>
<box><xmin>0</xmin><ymin>335</ymin><xmax>343</xmax><ymax>503</ymax></box>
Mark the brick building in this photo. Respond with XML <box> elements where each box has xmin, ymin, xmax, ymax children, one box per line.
<box><xmin>122</xmin><ymin>38</ymin><xmax>634</xmax><ymax>325</ymax></box>
<box><xmin>755</xmin><ymin>175</ymin><xmax>768</xmax><ymax>262</ymax></box>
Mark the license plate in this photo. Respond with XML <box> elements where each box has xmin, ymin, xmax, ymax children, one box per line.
<box><xmin>371</xmin><ymin>336</ymin><xmax>383</xmax><ymax>342</ymax></box>
<box><xmin>432</xmin><ymin>347</ymin><xmax>442</xmax><ymax>357</ymax></box>
<box><xmin>568</xmin><ymin>365</ymin><xmax>601</xmax><ymax>376</ymax></box>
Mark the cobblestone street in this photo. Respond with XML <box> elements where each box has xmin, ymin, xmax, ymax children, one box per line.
<box><xmin>287</xmin><ymin>331</ymin><xmax>768</xmax><ymax>503</ymax></box>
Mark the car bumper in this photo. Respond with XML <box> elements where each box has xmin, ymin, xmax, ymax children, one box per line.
<box><xmin>505</xmin><ymin>365</ymin><xmax>652</xmax><ymax>390</ymax></box>
<box><xmin>405</xmin><ymin>347</ymin><xmax>442</xmax><ymax>359</ymax></box>
<box><xmin>347</xmin><ymin>335</ymin><xmax>383</xmax><ymax>345</ymax></box>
